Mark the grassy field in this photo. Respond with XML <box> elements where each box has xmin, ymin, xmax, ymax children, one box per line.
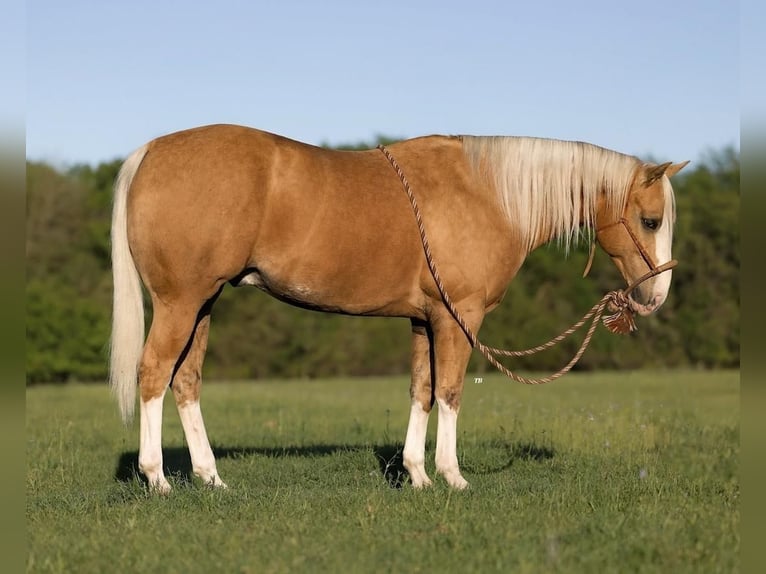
<box><xmin>26</xmin><ymin>370</ymin><xmax>738</xmax><ymax>573</ymax></box>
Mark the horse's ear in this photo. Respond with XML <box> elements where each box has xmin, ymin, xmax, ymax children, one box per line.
<box><xmin>643</xmin><ymin>162</ymin><xmax>673</xmax><ymax>186</ymax></box>
<box><xmin>665</xmin><ymin>160</ymin><xmax>690</xmax><ymax>178</ymax></box>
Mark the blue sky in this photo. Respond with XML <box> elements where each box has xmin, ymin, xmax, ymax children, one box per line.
<box><xmin>26</xmin><ymin>0</ymin><xmax>739</xmax><ymax>167</ymax></box>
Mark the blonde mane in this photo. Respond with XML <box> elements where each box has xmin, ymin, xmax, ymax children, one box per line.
<box><xmin>462</xmin><ymin>136</ymin><xmax>642</xmax><ymax>252</ymax></box>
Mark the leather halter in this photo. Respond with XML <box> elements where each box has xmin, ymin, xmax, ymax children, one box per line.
<box><xmin>596</xmin><ymin>216</ymin><xmax>658</xmax><ymax>271</ymax></box>
<box><xmin>582</xmin><ymin>202</ymin><xmax>678</xmax><ymax>302</ymax></box>
<box><xmin>583</xmin><ymin>208</ymin><xmax>660</xmax><ymax>278</ymax></box>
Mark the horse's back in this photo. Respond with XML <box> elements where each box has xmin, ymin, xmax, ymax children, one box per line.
<box><xmin>126</xmin><ymin>125</ymin><xmax>452</xmax><ymax>315</ymax></box>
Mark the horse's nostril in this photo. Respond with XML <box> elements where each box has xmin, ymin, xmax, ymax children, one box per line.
<box><xmin>644</xmin><ymin>295</ymin><xmax>665</xmax><ymax>311</ymax></box>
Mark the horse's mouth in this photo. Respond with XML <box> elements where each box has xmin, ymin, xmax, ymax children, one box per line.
<box><xmin>628</xmin><ymin>295</ymin><xmax>662</xmax><ymax>317</ymax></box>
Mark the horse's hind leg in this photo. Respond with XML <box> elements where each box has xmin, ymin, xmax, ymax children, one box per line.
<box><xmin>171</xmin><ymin>295</ymin><xmax>226</xmax><ymax>488</ymax></box>
<box><xmin>138</xmin><ymin>299</ymin><xmax>199</xmax><ymax>494</ymax></box>
<box><xmin>402</xmin><ymin>319</ymin><xmax>435</xmax><ymax>488</ymax></box>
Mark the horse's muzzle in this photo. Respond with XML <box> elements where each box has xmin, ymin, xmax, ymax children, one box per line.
<box><xmin>628</xmin><ymin>294</ymin><xmax>665</xmax><ymax>316</ymax></box>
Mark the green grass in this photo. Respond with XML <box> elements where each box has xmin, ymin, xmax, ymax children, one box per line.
<box><xmin>27</xmin><ymin>371</ymin><xmax>738</xmax><ymax>573</ymax></box>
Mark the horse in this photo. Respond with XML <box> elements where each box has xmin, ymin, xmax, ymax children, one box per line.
<box><xmin>109</xmin><ymin>124</ymin><xmax>688</xmax><ymax>492</ymax></box>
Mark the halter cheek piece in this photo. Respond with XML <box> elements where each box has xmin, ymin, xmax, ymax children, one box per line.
<box><xmin>583</xmin><ymin>217</ymin><xmax>658</xmax><ymax>278</ymax></box>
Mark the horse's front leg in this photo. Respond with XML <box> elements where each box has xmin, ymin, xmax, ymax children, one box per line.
<box><xmin>403</xmin><ymin>319</ymin><xmax>435</xmax><ymax>488</ymax></box>
<box><xmin>430</xmin><ymin>306</ymin><xmax>484</xmax><ymax>490</ymax></box>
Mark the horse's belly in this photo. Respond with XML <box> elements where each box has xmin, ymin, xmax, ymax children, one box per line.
<box><xmin>233</xmin><ymin>253</ymin><xmax>423</xmax><ymax>318</ymax></box>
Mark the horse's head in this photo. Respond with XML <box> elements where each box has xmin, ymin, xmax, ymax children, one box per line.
<box><xmin>595</xmin><ymin>160</ymin><xmax>689</xmax><ymax>316</ymax></box>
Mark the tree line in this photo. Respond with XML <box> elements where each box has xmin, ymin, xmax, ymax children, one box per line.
<box><xmin>26</xmin><ymin>139</ymin><xmax>739</xmax><ymax>383</ymax></box>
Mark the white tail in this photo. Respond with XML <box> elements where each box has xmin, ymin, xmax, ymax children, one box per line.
<box><xmin>109</xmin><ymin>144</ymin><xmax>149</xmax><ymax>424</ymax></box>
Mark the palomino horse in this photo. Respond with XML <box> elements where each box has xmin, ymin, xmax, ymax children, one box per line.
<box><xmin>110</xmin><ymin>124</ymin><xmax>688</xmax><ymax>492</ymax></box>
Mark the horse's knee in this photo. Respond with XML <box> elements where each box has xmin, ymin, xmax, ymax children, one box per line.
<box><xmin>435</xmin><ymin>385</ymin><xmax>463</xmax><ymax>410</ymax></box>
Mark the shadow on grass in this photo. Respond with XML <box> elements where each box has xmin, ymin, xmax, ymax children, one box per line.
<box><xmin>462</xmin><ymin>442</ymin><xmax>555</xmax><ymax>475</ymax></box>
<box><xmin>114</xmin><ymin>444</ymin><xmax>366</xmax><ymax>486</ymax></box>
<box><xmin>114</xmin><ymin>441</ymin><xmax>555</xmax><ymax>488</ymax></box>
<box><xmin>373</xmin><ymin>444</ymin><xmax>407</xmax><ymax>489</ymax></box>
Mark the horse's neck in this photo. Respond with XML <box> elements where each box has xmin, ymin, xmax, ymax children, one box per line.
<box><xmin>521</xmin><ymin>186</ymin><xmax>596</xmax><ymax>255</ymax></box>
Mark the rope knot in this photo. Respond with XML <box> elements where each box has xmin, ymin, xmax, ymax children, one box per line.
<box><xmin>602</xmin><ymin>290</ymin><xmax>637</xmax><ymax>334</ymax></box>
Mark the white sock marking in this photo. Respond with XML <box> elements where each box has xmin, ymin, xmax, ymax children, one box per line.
<box><xmin>435</xmin><ymin>397</ymin><xmax>469</xmax><ymax>489</ymax></box>
<box><xmin>402</xmin><ymin>401</ymin><xmax>432</xmax><ymax>488</ymax></box>
<box><xmin>178</xmin><ymin>400</ymin><xmax>226</xmax><ymax>488</ymax></box>
<box><xmin>139</xmin><ymin>392</ymin><xmax>171</xmax><ymax>493</ymax></box>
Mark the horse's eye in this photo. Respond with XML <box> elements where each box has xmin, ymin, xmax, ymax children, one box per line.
<box><xmin>641</xmin><ymin>218</ymin><xmax>659</xmax><ymax>231</ymax></box>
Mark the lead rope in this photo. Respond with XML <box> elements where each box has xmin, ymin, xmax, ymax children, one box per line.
<box><xmin>377</xmin><ymin>145</ymin><xmax>677</xmax><ymax>385</ymax></box>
